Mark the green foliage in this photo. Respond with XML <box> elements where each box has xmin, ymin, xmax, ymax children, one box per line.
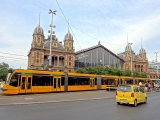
<box><xmin>75</xmin><ymin>68</ymin><xmax>86</xmax><ymax>73</ymax></box>
<box><xmin>121</xmin><ymin>70</ymin><xmax>131</xmax><ymax>76</ymax></box>
<box><xmin>75</xmin><ymin>66</ymin><xmax>148</xmax><ymax>78</ymax></box>
<box><xmin>0</xmin><ymin>62</ymin><xmax>9</xmax><ymax>81</ymax></box>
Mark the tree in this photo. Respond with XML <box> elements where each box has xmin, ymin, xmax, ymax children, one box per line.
<box><xmin>0</xmin><ymin>62</ymin><xmax>9</xmax><ymax>81</ymax></box>
<box><xmin>75</xmin><ymin>68</ymin><xmax>86</xmax><ymax>73</ymax></box>
<box><xmin>75</xmin><ymin>66</ymin><xmax>148</xmax><ymax>78</ymax></box>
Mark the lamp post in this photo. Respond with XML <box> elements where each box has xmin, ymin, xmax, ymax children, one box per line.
<box><xmin>154</xmin><ymin>52</ymin><xmax>158</xmax><ymax>78</ymax></box>
<box><xmin>128</xmin><ymin>43</ymin><xmax>135</xmax><ymax>84</ymax></box>
<box><xmin>48</xmin><ymin>9</ymin><xmax>56</xmax><ymax>69</ymax></box>
<box><xmin>128</xmin><ymin>43</ymin><xmax>133</xmax><ymax>72</ymax></box>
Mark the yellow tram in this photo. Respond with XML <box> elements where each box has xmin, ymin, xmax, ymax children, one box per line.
<box><xmin>1</xmin><ymin>69</ymin><xmax>150</xmax><ymax>95</ymax></box>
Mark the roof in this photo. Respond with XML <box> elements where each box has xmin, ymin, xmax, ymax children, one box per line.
<box><xmin>75</xmin><ymin>42</ymin><xmax>124</xmax><ymax>62</ymax></box>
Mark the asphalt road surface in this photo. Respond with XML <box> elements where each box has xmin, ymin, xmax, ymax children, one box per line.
<box><xmin>0</xmin><ymin>92</ymin><xmax>159</xmax><ymax>120</ymax></box>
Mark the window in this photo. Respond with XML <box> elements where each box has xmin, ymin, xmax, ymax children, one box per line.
<box><xmin>38</xmin><ymin>37</ymin><xmax>40</xmax><ymax>43</ymax></box>
<box><xmin>32</xmin><ymin>75</ymin><xmax>53</xmax><ymax>86</ymax></box>
<box><xmin>134</xmin><ymin>87</ymin><xmax>139</xmax><ymax>92</ymax></box>
<box><xmin>37</xmin><ymin>59</ymin><xmax>39</xmax><ymax>63</ymax></box>
<box><xmin>117</xmin><ymin>85</ymin><xmax>131</xmax><ymax>92</ymax></box>
<box><xmin>69</xmin><ymin>56</ymin><xmax>72</xmax><ymax>61</ymax></box>
<box><xmin>68</xmin><ymin>77</ymin><xmax>90</xmax><ymax>85</ymax></box>
<box><xmin>9</xmin><ymin>74</ymin><xmax>19</xmax><ymax>87</ymax></box>
<box><xmin>37</xmin><ymin>52</ymin><xmax>39</xmax><ymax>58</ymax></box>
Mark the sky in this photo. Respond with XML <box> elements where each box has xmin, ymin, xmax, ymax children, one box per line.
<box><xmin>0</xmin><ymin>0</ymin><xmax>160</xmax><ymax>69</ymax></box>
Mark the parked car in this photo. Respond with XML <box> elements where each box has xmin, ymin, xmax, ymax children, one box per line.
<box><xmin>116</xmin><ymin>84</ymin><xmax>147</xmax><ymax>107</ymax></box>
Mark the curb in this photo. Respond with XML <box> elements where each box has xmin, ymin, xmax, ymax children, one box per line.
<box><xmin>0</xmin><ymin>97</ymin><xmax>115</xmax><ymax>106</ymax></box>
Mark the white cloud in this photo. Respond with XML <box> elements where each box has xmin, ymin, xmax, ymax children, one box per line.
<box><xmin>0</xmin><ymin>0</ymin><xmax>160</xmax><ymax>68</ymax></box>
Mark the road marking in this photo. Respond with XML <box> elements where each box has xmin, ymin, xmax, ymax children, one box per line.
<box><xmin>24</xmin><ymin>98</ymin><xmax>33</xmax><ymax>100</ymax></box>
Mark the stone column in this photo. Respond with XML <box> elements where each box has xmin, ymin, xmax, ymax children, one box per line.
<box><xmin>57</xmin><ymin>56</ymin><xmax>59</xmax><ymax>66</ymax></box>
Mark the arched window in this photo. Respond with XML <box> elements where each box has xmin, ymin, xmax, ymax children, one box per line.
<box><xmin>38</xmin><ymin>37</ymin><xmax>40</xmax><ymax>43</ymax></box>
<box><xmin>37</xmin><ymin>59</ymin><xmax>39</xmax><ymax>63</ymax></box>
<box><xmin>69</xmin><ymin>56</ymin><xmax>72</xmax><ymax>61</ymax></box>
<box><xmin>37</xmin><ymin>52</ymin><xmax>39</xmax><ymax>58</ymax></box>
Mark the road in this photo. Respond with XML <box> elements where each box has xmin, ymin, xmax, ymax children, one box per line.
<box><xmin>0</xmin><ymin>92</ymin><xmax>159</xmax><ymax>120</ymax></box>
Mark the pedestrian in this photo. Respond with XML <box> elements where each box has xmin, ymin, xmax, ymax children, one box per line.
<box><xmin>145</xmin><ymin>82</ymin><xmax>148</xmax><ymax>92</ymax></box>
<box><xmin>139</xmin><ymin>81</ymin><xmax>142</xmax><ymax>87</ymax></box>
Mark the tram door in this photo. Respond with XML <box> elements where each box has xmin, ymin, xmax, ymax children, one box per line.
<box><xmin>53</xmin><ymin>76</ymin><xmax>61</xmax><ymax>91</ymax></box>
<box><xmin>19</xmin><ymin>75</ymin><xmax>32</xmax><ymax>93</ymax></box>
<box><xmin>90</xmin><ymin>78</ymin><xmax>95</xmax><ymax>89</ymax></box>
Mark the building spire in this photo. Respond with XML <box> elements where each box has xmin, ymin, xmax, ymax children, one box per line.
<box><xmin>68</xmin><ymin>19</ymin><xmax>70</xmax><ymax>32</ymax></box>
<box><xmin>39</xmin><ymin>12</ymin><xmax>41</xmax><ymax>26</ymax></box>
<box><xmin>127</xmin><ymin>34</ymin><xmax>128</xmax><ymax>44</ymax></box>
<box><xmin>141</xmin><ymin>38</ymin><xmax>142</xmax><ymax>48</ymax></box>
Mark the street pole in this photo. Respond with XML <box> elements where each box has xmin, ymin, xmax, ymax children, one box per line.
<box><xmin>48</xmin><ymin>9</ymin><xmax>56</xmax><ymax>69</ymax></box>
<box><xmin>155</xmin><ymin>52</ymin><xmax>158</xmax><ymax>78</ymax></box>
<box><xmin>129</xmin><ymin>43</ymin><xmax>135</xmax><ymax>84</ymax></box>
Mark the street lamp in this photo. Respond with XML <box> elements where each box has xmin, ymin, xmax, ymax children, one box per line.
<box><xmin>128</xmin><ymin>43</ymin><xmax>135</xmax><ymax>84</ymax></box>
<box><xmin>48</xmin><ymin>9</ymin><xmax>56</xmax><ymax>69</ymax></box>
<box><xmin>128</xmin><ymin>43</ymin><xmax>133</xmax><ymax>72</ymax></box>
<box><xmin>154</xmin><ymin>52</ymin><xmax>158</xmax><ymax>78</ymax></box>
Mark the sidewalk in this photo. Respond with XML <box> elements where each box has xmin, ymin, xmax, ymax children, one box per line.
<box><xmin>0</xmin><ymin>90</ymin><xmax>115</xmax><ymax>106</ymax></box>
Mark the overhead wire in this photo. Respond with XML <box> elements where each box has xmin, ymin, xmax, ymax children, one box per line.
<box><xmin>56</xmin><ymin>0</ymin><xmax>82</xmax><ymax>50</ymax></box>
<box><xmin>55</xmin><ymin>0</ymin><xmax>125</xmax><ymax>47</ymax></box>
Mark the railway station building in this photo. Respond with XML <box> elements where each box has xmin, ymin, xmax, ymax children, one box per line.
<box><xmin>117</xmin><ymin>42</ymin><xmax>148</xmax><ymax>75</ymax></box>
<box><xmin>27</xmin><ymin>23</ymin><xmax>75</xmax><ymax>72</ymax></box>
<box><xmin>75</xmin><ymin>41</ymin><xmax>125</xmax><ymax>71</ymax></box>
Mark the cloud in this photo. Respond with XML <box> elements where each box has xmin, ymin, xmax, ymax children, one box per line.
<box><xmin>0</xmin><ymin>0</ymin><xmax>160</xmax><ymax>69</ymax></box>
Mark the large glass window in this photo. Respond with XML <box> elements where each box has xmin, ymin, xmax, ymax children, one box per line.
<box><xmin>9</xmin><ymin>73</ymin><xmax>19</xmax><ymax>87</ymax></box>
<box><xmin>68</xmin><ymin>77</ymin><xmax>90</xmax><ymax>85</ymax></box>
<box><xmin>32</xmin><ymin>74</ymin><xmax>53</xmax><ymax>86</ymax></box>
<box><xmin>101</xmin><ymin>78</ymin><xmax>115</xmax><ymax>85</ymax></box>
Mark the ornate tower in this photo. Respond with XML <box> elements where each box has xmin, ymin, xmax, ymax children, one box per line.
<box><xmin>28</xmin><ymin>16</ymin><xmax>45</xmax><ymax>69</ymax></box>
<box><xmin>139</xmin><ymin>40</ymin><xmax>146</xmax><ymax>61</ymax></box>
<box><xmin>64</xmin><ymin>31</ymin><xmax>74</xmax><ymax>51</ymax></box>
<box><xmin>124</xmin><ymin>43</ymin><xmax>133</xmax><ymax>70</ymax></box>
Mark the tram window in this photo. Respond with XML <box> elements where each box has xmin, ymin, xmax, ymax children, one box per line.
<box><xmin>95</xmin><ymin>78</ymin><xmax>97</xmax><ymax>85</ymax></box>
<box><xmin>61</xmin><ymin>77</ymin><xmax>65</xmax><ymax>85</ymax></box>
<box><xmin>68</xmin><ymin>77</ymin><xmax>90</xmax><ymax>85</ymax></box>
<box><xmin>21</xmin><ymin>77</ymin><xmax>25</xmax><ymax>89</ymax></box>
<box><xmin>58</xmin><ymin>78</ymin><xmax>61</xmax><ymax>88</ymax></box>
<box><xmin>101</xmin><ymin>79</ymin><xmax>115</xmax><ymax>85</ymax></box>
<box><xmin>9</xmin><ymin>74</ymin><xmax>18</xmax><ymax>87</ymax></box>
<box><xmin>54</xmin><ymin>78</ymin><xmax>56</xmax><ymax>88</ymax></box>
<box><xmin>18</xmin><ymin>75</ymin><xmax>21</xmax><ymax>86</ymax></box>
<box><xmin>28</xmin><ymin>77</ymin><xmax>31</xmax><ymax>89</ymax></box>
<box><xmin>32</xmin><ymin>75</ymin><xmax>53</xmax><ymax>86</ymax></box>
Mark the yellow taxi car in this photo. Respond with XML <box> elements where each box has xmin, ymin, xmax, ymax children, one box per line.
<box><xmin>116</xmin><ymin>84</ymin><xmax>147</xmax><ymax>107</ymax></box>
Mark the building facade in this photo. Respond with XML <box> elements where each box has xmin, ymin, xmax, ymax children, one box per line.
<box><xmin>148</xmin><ymin>61</ymin><xmax>160</xmax><ymax>78</ymax></box>
<box><xmin>118</xmin><ymin>43</ymin><xmax>148</xmax><ymax>73</ymax></box>
<box><xmin>28</xmin><ymin>23</ymin><xmax>75</xmax><ymax>72</ymax></box>
<box><xmin>75</xmin><ymin>42</ymin><xmax>124</xmax><ymax>70</ymax></box>
<box><xmin>149</xmin><ymin>61</ymin><xmax>160</xmax><ymax>69</ymax></box>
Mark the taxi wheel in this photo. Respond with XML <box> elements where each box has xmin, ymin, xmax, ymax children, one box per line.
<box><xmin>144</xmin><ymin>97</ymin><xmax>147</xmax><ymax>104</ymax></box>
<box><xmin>134</xmin><ymin>100</ymin><xmax>137</xmax><ymax>107</ymax></box>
